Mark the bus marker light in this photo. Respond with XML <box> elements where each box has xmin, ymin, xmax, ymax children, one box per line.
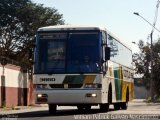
<box><xmin>37</xmin><ymin>94</ymin><xmax>42</xmax><ymax>98</ymax></box>
<box><xmin>37</xmin><ymin>94</ymin><xmax>48</xmax><ymax>103</ymax></box>
<box><xmin>86</xmin><ymin>93</ymin><xmax>97</xmax><ymax>97</ymax></box>
<box><xmin>37</xmin><ymin>94</ymin><xmax>48</xmax><ymax>98</ymax></box>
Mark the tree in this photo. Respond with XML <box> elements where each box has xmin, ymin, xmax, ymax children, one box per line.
<box><xmin>0</xmin><ymin>0</ymin><xmax>30</xmax><ymax>60</ymax></box>
<box><xmin>133</xmin><ymin>38</ymin><xmax>160</xmax><ymax>100</ymax></box>
<box><xmin>0</xmin><ymin>0</ymin><xmax>64</xmax><ymax>67</ymax></box>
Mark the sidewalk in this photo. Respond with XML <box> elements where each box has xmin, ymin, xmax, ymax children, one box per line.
<box><xmin>132</xmin><ymin>99</ymin><xmax>145</xmax><ymax>102</ymax></box>
<box><xmin>131</xmin><ymin>99</ymin><xmax>160</xmax><ymax>105</ymax></box>
<box><xmin>0</xmin><ymin>104</ymin><xmax>48</xmax><ymax>115</ymax></box>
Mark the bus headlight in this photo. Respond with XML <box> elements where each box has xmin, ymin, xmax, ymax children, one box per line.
<box><xmin>37</xmin><ymin>94</ymin><xmax>48</xmax><ymax>103</ymax></box>
<box><xmin>37</xmin><ymin>94</ymin><xmax>42</xmax><ymax>98</ymax></box>
<box><xmin>86</xmin><ymin>93</ymin><xmax>97</xmax><ymax>97</ymax></box>
<box><xmin>37</xmin><ymin>94</ymin><xmax>48</xmax><ymax>98</ymax></box>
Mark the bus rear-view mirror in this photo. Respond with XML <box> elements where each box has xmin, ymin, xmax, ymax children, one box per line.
<box><xmin>105</xmin><ymin>47</ymin><xmax>110</xmax><ymax>60</ymax></box>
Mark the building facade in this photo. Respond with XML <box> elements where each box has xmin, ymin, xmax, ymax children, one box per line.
<box><xmin>0</xmin><ymin>64</ymin><xmax>34</xmax><ymax>107</ymax></box>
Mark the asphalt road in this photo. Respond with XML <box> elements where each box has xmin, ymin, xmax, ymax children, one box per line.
<box><xmin>1</xmin><ymin>99</ymin><xmax>160</xmax><ymax>120</ymax></box>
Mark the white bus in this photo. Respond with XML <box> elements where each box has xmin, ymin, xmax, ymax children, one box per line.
<box><xmin>33</xmin><ymin>25</ymin><xmax>134</xmax><ymax>114</ymax></box>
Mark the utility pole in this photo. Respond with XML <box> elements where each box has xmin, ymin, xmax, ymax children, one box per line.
<box><xmin>133</xmin><ymin>11</ymin><xmax>160</xmax><ymax>100</ymax></box>
<box><xmin>150</xmin><ymin>32</ymin><xmax>154</xmax><ymax>100</ymax></box>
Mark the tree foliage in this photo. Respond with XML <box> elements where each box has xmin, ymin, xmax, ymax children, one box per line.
<box><xmin>0</xmin><ymin>0</ymin><xmax>64</xmax><ymax>68</ymax></box>
<box><xmin>133</xmin><ymin>38</ymin><xmax>160</xmax><ymax>96</ymax></box>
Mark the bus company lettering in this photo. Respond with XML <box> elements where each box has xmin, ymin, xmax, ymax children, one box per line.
<box><xmin>40</xmin><ymin>78</ymin><xmax>55</xmax><ymax>82</ymax></box>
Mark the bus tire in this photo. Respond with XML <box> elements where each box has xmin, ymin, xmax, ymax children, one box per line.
<box><xmin>85</xmin><ymin>105</ymin><xmax>91</xmax><ymax>110</ymax></box>
<box><xmin>121</xmin><ymin>89</ymin><xmax>129</xmax><ymax>110</ymax></box>
<box><xmin>49</xmin><ymin>104</ymin><xmax>57</xmax><ymax>114</ymax></box>
<box><xmin>77</xmin><ymin>105</ymin><xmax>91</xmax><ymax>111</ymax></box>
<box><xmin>100</xmin><ymin>85</ymin><xmax>111</xmax><ymax>112</ymax></box>
<box><xmin>121</xmin><ymin>102</ymin><xmax>128</xmax><ymax>110</ymax></box>
<box><xmin>100</xmin><ymin>103</ymin><xmax>109</xmax><ymax>112</ymax></box>
<box><xmin>77</xmin><ymin>106</ymin><xmax>84</xmax><ymax>111</ymax></box>
<box><xmin>114</xmin><ymin>103</ymin><xmax>121</xmax><ymax>110</ymax></box>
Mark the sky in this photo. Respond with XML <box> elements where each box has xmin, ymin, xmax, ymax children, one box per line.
<box><xmin>32</xmin><ymin>0</ymin><xmax>160</xmax><ymax>53</ymax></box>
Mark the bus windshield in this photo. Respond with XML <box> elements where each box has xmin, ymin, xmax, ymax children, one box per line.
<box><xmin>67</xmin><ymin>32</ymin><xmax>101</xmax><ymax>73</ymax></box>
<box><xmin>34</xmin><ymin>31</ymin><xmax>101</xmax><ymax>74</ymax></box>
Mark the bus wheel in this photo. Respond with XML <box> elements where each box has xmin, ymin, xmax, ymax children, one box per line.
<box><xmin>77</xmin><ymin>105</ymin><xmax>91</xmax><ymax>111</ymax></box>
<box><xmin>114</xmin><ymin>103</ymin><xmax>120</xmax><ymax>110</ymax></box>
<box><xmin>121</xmin><ymin>89</ymin><xmax>129</xmax><ymax>110</ymax></box>
<box><xmin>49</xmin><ymin>104</ymin><xmax>57</xmax><ymax>114</ymax></box>
<box><xmin>100</xmin><ymin>85</ymin><xmax>112</xmax><ymax>112</ymax></box>
<box><xmin>100</xmin><ymin>103</ymin><xmax>109</xmax><ymax>112</ymax></box>
<box><xmin>120</xmin><ymin>102</ymin><xmax>128</xmax><ymax>110</ymax></box>
<box><xmin>77</xmin><ymin>106</ymin><xmax>84</xmax><ymax>111</ymax></box>
<box><xmin>85</xmin><ymin>105</ymin><xmax>91</xmax><ymax>110</ymax></box>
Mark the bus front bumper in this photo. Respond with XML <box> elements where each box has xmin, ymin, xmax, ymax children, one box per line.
<box><xmin>35</xmin><ymin>89</ymin><xmax>104</xmax><ymax>105</ymax></box>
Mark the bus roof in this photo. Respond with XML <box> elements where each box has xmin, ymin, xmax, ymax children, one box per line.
<box><xmin>37</xmin><ymin>25</ymin><xmax>132</xmax><ymax>51</ymax></box>
<box><xmin>38</xmin><ymin>25</ymin><xmax>106</xmax><ymax>31</ymax></box>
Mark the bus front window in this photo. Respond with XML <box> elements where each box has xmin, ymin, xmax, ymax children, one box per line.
<box><xmin>67</xmin><ymin>32</ymin><xmax>101</xmax><ymax>73</ymax></box>
<box><xmin>34</xmin><ymin>33</ymin><xmax>67</xmax><ymax>74</ymax></box>
<box><xmin>34</xmin><ymin>31</ymin><xmax>101</xmax><ymax>74</ymax></box>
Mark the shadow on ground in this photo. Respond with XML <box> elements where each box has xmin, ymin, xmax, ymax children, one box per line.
<box><xmin>0</xmin><ymin>108</ymin><xmax>115</xmax><ymax>119</ymax></box>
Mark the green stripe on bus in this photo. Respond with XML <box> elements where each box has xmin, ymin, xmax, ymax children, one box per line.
<box><xmin>63</xmin><ymin>75</ymin><xmax>85</xmax><ymax>84</ymax></box>
<box><xmin>63</xmin><ymin>75</ymin><xmax>96</xmax><ymax>84</ymax></box>
<box><xmin>114</xmin><ymin>66</ymin><xmax>122</xmax><ymax>101</ymax></box>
